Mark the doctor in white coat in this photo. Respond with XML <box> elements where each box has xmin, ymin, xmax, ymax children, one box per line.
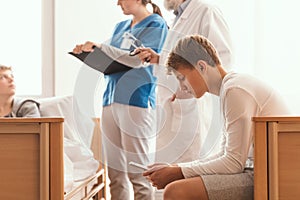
<box><xmin>138</xmin><ymin>0</ymin><xmax>233</xmax><ymax>164</ymax></box>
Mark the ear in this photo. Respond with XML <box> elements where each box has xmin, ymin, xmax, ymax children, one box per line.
<box><xmin>196</xmin><ymin>60</ymin><xmax>207</xmax><ymax>73</ymax></box>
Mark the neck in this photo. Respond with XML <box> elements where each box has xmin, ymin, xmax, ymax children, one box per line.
<box><xmin>205</xmin><ymin>65</ymin><xmax>227</xmax><ymax>96</ymax></box>
<box><xmin>132</xmin><ymin>9</ymin><xmax>151</xmax><ymax>27</ymax></box>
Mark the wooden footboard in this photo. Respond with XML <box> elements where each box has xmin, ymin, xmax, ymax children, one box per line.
<box><xmin>64</xmin><ymin>117</ymin><xmax>107</xmax><ymax>200</ymax></box>
<box><xmin>64</xmin><ymin>168</ymin><xmax>105</xmax><ymax>200</ymax></box>
<box><xmin>0</xmin><ymin>118</ymin><xmax>106</xmax><ymax>200</ymax></box>
<box><xmin>253</xmin><ymin>116</ymin><xmax>300</xmax><ymax>200</ymax></box>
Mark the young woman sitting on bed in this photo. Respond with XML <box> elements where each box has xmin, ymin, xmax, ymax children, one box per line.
<box><xmin>0</xmin><ymin>64</ymin><xmax>40</xmax><ymax>117</ymax></box>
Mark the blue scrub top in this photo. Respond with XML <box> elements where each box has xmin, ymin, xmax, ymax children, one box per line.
<box><xmin>103</xmin><ymin>14</ymin><xmax>168</xmax><ymax>108</ymax></box>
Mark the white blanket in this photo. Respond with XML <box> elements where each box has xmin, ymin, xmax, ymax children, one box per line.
<box><xmin>39</xmin><ymin>95</ymin><xmax>99</xmax><ymax>192</ymax></box>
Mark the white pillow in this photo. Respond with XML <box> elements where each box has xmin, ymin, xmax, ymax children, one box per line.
<box><xmin>39</xmin><ymin>95</ymin><xmax>94</xmax><ymax>148</ymax></box>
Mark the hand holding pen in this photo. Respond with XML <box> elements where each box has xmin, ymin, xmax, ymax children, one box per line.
<box><xmin>123</xmin><ymin>32</ymin><xmax>159</xmax><ymax>65</ymax></box>
<box><xmin>130</xmin><ymin>47</ymin><xmax>160</xmax><ymax>65</ymax></box>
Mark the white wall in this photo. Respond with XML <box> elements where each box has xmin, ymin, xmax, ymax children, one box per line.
<box><xmin>212</xmin><ymin>0</ymin><xmax>300</xmax><ymax>114</ymax></box>
<box><xmin>55</xmin><ymin>0</ymin><xmax>123</xmax><ymax>95</ymax></box>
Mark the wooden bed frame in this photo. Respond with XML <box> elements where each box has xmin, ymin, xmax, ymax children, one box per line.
<box><xmin>253</xmin><ymin>116</ymin><xmax>300</xmax><ymax>200</ymax></box>
<box><xmin>0</xmin><ymin>117</ymin><xmax>106</xmax><ymax>200</ymax></box>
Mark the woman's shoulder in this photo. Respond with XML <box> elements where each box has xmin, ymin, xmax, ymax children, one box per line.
<box><xmin>129</xmin><ymin>14</ymin><xmax>167</xmax><ymax>29</ymax></box>
<box><xmin>147</xmin><ymin>13</ymin><xmax>164</xmax><ymax>20</ymax></box>
<box><xmin>145</xmin><ymin>14</ymin><xmax>168</xmax><ymax>26</ymax></box>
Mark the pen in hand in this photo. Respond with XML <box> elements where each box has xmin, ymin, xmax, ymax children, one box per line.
<box><xmin>129</xmin><ymin>43</ymin><xmax>151</xmax><ymax>64</ymax></box>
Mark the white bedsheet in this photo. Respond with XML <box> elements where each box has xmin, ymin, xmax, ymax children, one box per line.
<box><xmin>39</xmin><ymin>95</ymin><xmax>99</xmax><ymax>192</ymax></box>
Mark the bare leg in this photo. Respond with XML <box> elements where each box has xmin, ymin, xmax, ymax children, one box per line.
<box><xmin>163</xmin><ymin>177</ymin><xmax>209</xmax><ymax>200</ymax></box>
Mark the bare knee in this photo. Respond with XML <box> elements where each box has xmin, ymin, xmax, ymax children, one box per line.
<box><xmin>163</xmin><ymin>181</ymin><xmax>185</xmax><ymax>200</ymax></box>
<box><xmin>163</xmin><ymin>177</ymin><xmax>208</xmax><ymax>200</ymax></box>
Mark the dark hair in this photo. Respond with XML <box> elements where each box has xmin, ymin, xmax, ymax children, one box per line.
<box><xmin>142</xmin><ymin>0</ymin><xmax>163</xmax><ymax>17</ymax></box>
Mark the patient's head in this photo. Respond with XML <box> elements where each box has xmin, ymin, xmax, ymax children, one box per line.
<box><xmin>166</xmin><ymin>35</ymin><xmax>226</xmax><ymax>99</ymax></box>
<box><xmin>0</xmin><ymin>64</ymin><xmax>16</xmax><ymax>98</ymax></box>
<box><xmin>167</xmin><ymin>35</ymin><xmax>221</xmax><ymax>71</ymax></box>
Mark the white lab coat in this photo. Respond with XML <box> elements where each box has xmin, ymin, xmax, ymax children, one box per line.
<box><xmin>155</xmin><ymin>0</ymin><xmax>233</xmax><ymax>163</ymax></box>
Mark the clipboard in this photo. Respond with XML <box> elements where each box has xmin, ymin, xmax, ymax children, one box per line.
<box><xmin>69</xmin><ymin>46</ymin><xmax>132</xmax><ymax>75</ymax></box>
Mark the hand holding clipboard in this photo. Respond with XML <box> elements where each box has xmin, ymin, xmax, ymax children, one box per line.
<box><xmin>69</xmin><ymin>46</ymin><xmax>132</xmax><ymax>75</ymax></box>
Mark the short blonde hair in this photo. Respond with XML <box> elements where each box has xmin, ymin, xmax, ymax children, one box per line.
<box><xmin>0</xmin><ymin>64</ymin><xmax>12</xmax><ymax>71</ymax></box>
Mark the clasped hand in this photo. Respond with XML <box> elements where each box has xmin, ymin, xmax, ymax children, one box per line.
<box><xmin>143</xmin><ymin>163</ymin><xmax>184</xmax><ymax>189</ymax></box>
